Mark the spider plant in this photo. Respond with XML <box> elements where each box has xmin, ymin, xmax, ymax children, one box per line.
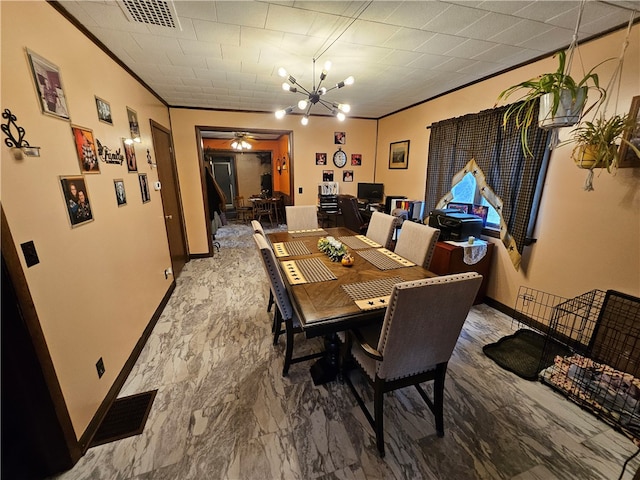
<box><xmin>571</xmin><ymin>113</ymin><xmax>640</xmax><ymax>172</ymax></box>
<box><xmin>496</xmin><ymin>50</ymin><xmax>608</xmax><ymax>158</ymax></box>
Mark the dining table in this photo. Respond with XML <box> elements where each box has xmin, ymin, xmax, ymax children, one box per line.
<box><xmin>266</xmin><ymin>226</ymin><xmax>436</xmax><ymax>384</ymax></box>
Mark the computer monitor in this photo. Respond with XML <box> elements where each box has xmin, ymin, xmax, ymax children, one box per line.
<box><xmin>357</xmin><ymin>182</ymin><xmax>384</xmax><ymax>203</ymax></box>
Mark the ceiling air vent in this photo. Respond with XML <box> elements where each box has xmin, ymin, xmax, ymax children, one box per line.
<box><xmin>118</xmin><ymin>0</ymin><xmax>182</xmax><ymax>30</ymax></box>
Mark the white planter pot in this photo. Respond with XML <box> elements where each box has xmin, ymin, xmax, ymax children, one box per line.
<box><xmin>538</xmin><ymin>88</ymin><xmax>587</xmax><ymax>129</ymax></box>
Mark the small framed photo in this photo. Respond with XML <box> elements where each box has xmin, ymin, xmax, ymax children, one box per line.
<box><xmin>351</xmin><ymin>154</ymin><xmax>362</xmax><ymax>166</ymax></box>
<box><xmin>619</xmin><ymin>95</ymin><xmax>640</xmax><ymax>168</ymax></box>
<box><xmin>114</xmin><ymin>179</ymin><xmax>127</xmax><ymax>206</ymax></box>
<box><xmin>139</xmin><ymin>173</ymin><xmax>150</xmax><ymax>203</ymax></box>
<box><xmin>72</xmin><ymin>126</ymin><xmax>100</xmax><ymax>173</ymax></box>
<box><xmin>95</xmin><ymin>96</ymin><xmax>113</xmax><ymax>125</ymax></box>
<box><xmin>343</xmin><ymin>170</ymin><xmax>354</xmax><ymax>182</ymax></box>
<box><xmin>123</xmin><ymin>140</ymin><xmax>137</xmax><ymax>172</ymax></box>
<box><xmin>322</xmin><ymin>170</ymin><xmax>334</xmax><ymax>182</ymax></box>
<box><xmin>389</xmin><ymin>140</ymin><xmax>410</xmax><ymax>169</ymax></box>
<box><xmin>316</xmin><ymin>152</ymin><xmax>327</xmax><ymax>165</ymax></box>
<box><xmin>27</xmin><ymin>49</ymin><xmax>69</xmax><ymax>120</ymax></box>
<box><xmin>334</xmin><ymin>131</ymin><xmax>346</xmax><ymax>144</ymax></box>
<box><xmin>60</xmin><ymin>175</ymin><xmax>93</xmax><ymax>227</ymax></box>
<box><xmin>127</xmin><ymin>107</ymin><xmax>140</xmax><ymax>140</ymax></box>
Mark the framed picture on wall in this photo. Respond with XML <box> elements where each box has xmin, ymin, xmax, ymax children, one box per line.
<box><xmin>322</xmin><ymin>170</ymin><xmax>334</xmax><ymax>182</ymax></box>
<box><xmin>71</xmin><ymin>126</ymin><xmax>100</xmax><ymax>173</ymax></box>
<box><xmin>389</xmin><ymin>140</ymin><xmax>410</xmax><ymax>169</ymax></box>
<box><xmin>27</xmin><ymin>49</ymin><xmax>70</xmax><ymax>120</ymax></box>
<box><xmin>95</xmin><ymin>96</ymin><xmax>113</xmax><ymax>125</ymax></box>
<box><xmin>316</xmin><ymin>152</ymin><xmax>327</xmax><ymax>165</ymax></box>
<box><xmin>351</xmin><ymin>154</ymin><xmax>362</xmax><ymax>166</ymax></box>
<box><xmin>343</xmin><ymin>170</ymin><xmax>354</xmax><ymax>182</ymax></box>
<box><xmin>139</xmin><ymin>173</ymin><xmax>150</xmax><ymax>203</ymax></box>
<box><xmin>334</xmin><ymin>131</ymin><xmax>346</xmax><ymax>144</ymax></box>
<box><xmin>127</xmin><ymin>107</ymin><xmax>140</xmax><ymax>140</ymax></box>
<box><xmin>123</xmin><ymin>140</ymin><xmax>137</xmax><ymax>172</ymax></box>
<box><xmin>618</xmin><ymin>95</ymin><xmax>640</xmax><ymax>168</ymax></box>
<box><xmin>60</xmin><ymin>175</ymin><xmax>93</xmax><ymax>227</ymax></box>
<box><xmin>114</xmin><ymin>179</ymin><xmax>127</xmax><ymax>206</ymax></box>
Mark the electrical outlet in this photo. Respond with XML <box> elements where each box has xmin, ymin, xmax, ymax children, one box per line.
<box><xmin>164</xmin><ymin>267</ymin><xmax>173</xmax><ymax>279</ymax></box>
<box><xmin>298</xmin><ymin>187</ymin><xmax>303</xmax><ymax>194</ymax></box>
<box><xmin>96</xmin><ymin>357</ymin><xmax>105</xmax><ymax>378</ymax></box>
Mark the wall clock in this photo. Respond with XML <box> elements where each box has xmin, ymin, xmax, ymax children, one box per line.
<box><xmin>333</xmin><ymin>148</ymin><xmax>347</xmax><ymax>168</ymax></box>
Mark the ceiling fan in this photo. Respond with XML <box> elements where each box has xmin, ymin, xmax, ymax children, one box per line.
<box><xmin>231</xmin><ymin>132</ymin><xmax>253</xmax><ymax>150</ymax></box>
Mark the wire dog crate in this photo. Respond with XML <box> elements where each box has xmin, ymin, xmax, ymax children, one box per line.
<box><xmin>515</xmin><ymin>287</ymin><xmax>640</xmax><ymax>441</ymax></box>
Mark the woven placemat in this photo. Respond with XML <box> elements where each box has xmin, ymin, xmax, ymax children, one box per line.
<box><xmin>342</xmin><ymin>277</ymin><xmax>403</xmax><ymax>310</ymax></box>
<box><xmin>288</xmin><ymin>228</ymin><xmax>327</xmax><ymax>237</ymax></box>
<box><xmin>357</xmin><ymin>248</ymin><xmax>415</xmax><ymax>270</ymax></box>
<box><xmin>273</xmin><ymin>241</ymin><xmax>311</xmax><ymax>257</ymax></box>
<box><xmin>281</xmin><ymin>257</ymin><xmax>337</xmax><ymax>284</ymax></box>
<box><xmin>338</xmin><ymin>235</ymin><xmax>380</xmax><ymax>250</ymax></box>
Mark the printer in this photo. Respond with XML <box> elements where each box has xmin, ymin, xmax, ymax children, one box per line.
<box><xmin>428</xmin><ymin>208</ymin><xmax>484</xmax><ymax>242</ymax></box>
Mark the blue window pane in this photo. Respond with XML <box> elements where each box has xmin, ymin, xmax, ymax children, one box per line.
<box><xmin>451</xmin><ymin>172</ymin><xmax>500</xmax><ymax>227</ymax></box>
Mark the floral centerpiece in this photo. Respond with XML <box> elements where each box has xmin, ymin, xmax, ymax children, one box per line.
<box><xmin>317</xmin><ymin>236</ymin><xmax>348</xmax><ymax>262</ymax></box>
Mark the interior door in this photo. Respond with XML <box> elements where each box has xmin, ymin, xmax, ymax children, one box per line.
<box><xmin>211</xmin><ymin>160</ymin><xmax>234</xmax><ymax>210</ymax></box>
<box><xmin>150</xmin><ymin>120</ymin><xmax>188</xmax><ymax>277</ymax></box>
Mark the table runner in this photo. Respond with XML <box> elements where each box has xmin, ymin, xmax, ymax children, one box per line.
<box><xmin>273</xmin><ymin>241</ymin><xmax>312</xmax><ymax>258</ymax></box>
<box><xmin>341</xmin><ymin>277</ymin><xmax>404</xmax><ymax>310</ymax></box>
<box><xmin>288</xmin><ymin>228</ymin><xmax>327</xmax><ymax>237</ymax></box>
<box><xmin>357</xmin><ymin>248</ymin><xmax>415</xmax><ymax>270</ymax></box>
<box><xmin>337</xmin><ymin>235</ymin><xmax>381</xmax><ymax>250</ymax></box>
<box><xmin>281</xmin><ymin>257</ymin><xmax>337</xmax><ymax>285</ymax></box>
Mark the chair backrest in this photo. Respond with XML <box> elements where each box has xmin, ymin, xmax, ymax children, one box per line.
<box><xmin>375</xmin><ymin>273</ymin><xmax>482</xmax><ymax>380</ymax></box>
<box><xmin>234</xmin><ymin>195</ymin><xmax>245</xmax><ymax>208</ymax></box>
<box><xmin>394</xmin><ymin>221</ymin><xmax>440</xmax><ymax>269</ymax></box>
<box><xmin>253</xmin><ymin>233</ymin><xmax>293</xmax><ymax>319</ymax></box>
<box><xmin>338</xmin><ymin>195</ymin><xmax>365</xmax><ymax>234</ymax></box>
<box><xmin>365</xmin><ymin>211</ymin><xmax>396</xmax><ymax>248</ymax></box>
<box><xmin>285</xmin><ymin>205</ymin><xmax>318</xmax><ymax>231</ymax></box>
<box><xmin>251</xmin><ymin>220</ymin><xmax>266</xmax><ymax>237</ymax></box>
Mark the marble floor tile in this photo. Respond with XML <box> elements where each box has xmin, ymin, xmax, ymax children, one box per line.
<box><xmin>51</xmin><ymin>222</ymin><xmax>640</xmax><ymax>480</ymax></box>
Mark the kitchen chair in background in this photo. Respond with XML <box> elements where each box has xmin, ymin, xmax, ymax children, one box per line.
<box><xmin>342</xmin><ymin>272</ymin><xmax>482</xmax><ymax>456</ymax></box>
<box><xmin>365</xmin><ymin>211</ymin><xmax>396</xmax><ymax>249</ymax></box>
<box><xmin>253</xmin><ymin>233</ymin><xmax>323</xmax><ymax>376</ymax></box>
<box><xmin>285</xmin><ymin>205</ymin><xmax>318</xmax><ymax>231</ymax></box>
<box><xmin>234</xmin><ymin>196</ymin><xmax>253</xmax><ymax>223</ymax></box>
<box><xmin>393</xmin><ymin>221</ymin><xmax>440</xmax><ymax>269</ymax></box>
<box><xmin>253</xmin><ymin>198</ymin><xmax>274</xmax><ymax>226</ymax></box>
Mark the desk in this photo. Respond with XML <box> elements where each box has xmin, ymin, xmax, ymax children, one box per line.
<box><xmin>267</xmin><ymin>227</ymin><xmax>435</xmax><ymax>383</ymax></box>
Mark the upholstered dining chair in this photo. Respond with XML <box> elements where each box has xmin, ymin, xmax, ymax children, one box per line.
<box><xmin>342</xmin><ymin>272</ymin><xmax>482</xmax><ymax>457</ymax></box>
<box><xmin>365</xmin><ymin>211</ymin><xmax>396</xmax><ymax>249</ymax></box>
<box><xmin>393</xmin><ymin>221</ymin><xmax>440</xmax><ymax>269</ymax></box>
<box><xmin>251</xmin><ymin>220</ymin><xmax>275</xmax><ymax>315</ymax></box>
<box><xmin>253</xmin><ymin>233</ymin><xmax>323</xmax><ymax>376</ymax></box>
<box><xmin>285</xmin><ymin>205</ymin><xmax>319</xmax><ymax>231</ymax></box>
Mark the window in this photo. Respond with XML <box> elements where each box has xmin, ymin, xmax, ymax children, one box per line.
<box><xmin>450</xmin><ymin>172</ymin><xmax>501</xmax><ymax>229</ymax></box>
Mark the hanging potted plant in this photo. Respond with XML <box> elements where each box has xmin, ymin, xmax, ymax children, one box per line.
<box><xmin>571</xmin><ymin>113</ymin><xmax>640</xmax><ymax>171</ymax></box>
<box><xmin>496</xmin><ymin>50</ymin><xmax>608</xmax><ymax>157</ymax></box>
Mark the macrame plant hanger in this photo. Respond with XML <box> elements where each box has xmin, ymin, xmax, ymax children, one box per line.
<box><xmin>581</xmin><ymin>9</ymin><xmax>636</xmax><ymax>191</ymax></box>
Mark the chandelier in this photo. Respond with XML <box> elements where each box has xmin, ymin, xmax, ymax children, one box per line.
<box><xmin>275</xmin><ymin>59</ymin><xmax>354</xmax><ymax>126</ymax></box>
<box><xmin>231</xmin><ymin>132</ymin><xmax>252</xmax><ymax>151</ymax></box>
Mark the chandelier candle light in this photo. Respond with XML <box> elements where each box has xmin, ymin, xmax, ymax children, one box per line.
<box><xmin>275</xmin><ymin>59</ymin><xmax>354</xmax><ymax>125</ymax></box>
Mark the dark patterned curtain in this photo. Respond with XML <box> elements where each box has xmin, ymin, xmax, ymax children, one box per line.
<box><xmin>425</xmin><ymin>103</ymin><xmax>550</xmax><ymax>269</ymax></box>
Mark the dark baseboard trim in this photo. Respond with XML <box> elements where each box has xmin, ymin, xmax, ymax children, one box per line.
<box><xmin>190</xmin><ymin>253</ymin><xmax>212</xmax><ymax>259</ymax></box>
<box><xmin>484</xmin><ymin>296</ymin><xmax>515</xmax><ymax>317</ymax></box>
<box><xmin>78</xmin><ymin>280</ymin><xmax>176</xmax><ymax>453</ymax></box>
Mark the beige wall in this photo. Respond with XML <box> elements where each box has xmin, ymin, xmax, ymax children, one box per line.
<box><xmin>375</xmin><ymin>25</ymin><xmax>640</xmax><ymax>305</ymax></box>
<box><xmin>1</xmin><ymin>2</ymin><xmax>172</xmax><ymax>437</ymax></box>
<box><xmin>170</xmin><ymin>108</ymin><xmax>378</xmax><ymax>254</ymax></box>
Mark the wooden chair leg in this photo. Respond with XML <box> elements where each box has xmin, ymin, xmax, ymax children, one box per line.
<box><xmin>374</xmin><ymin>377</ymin><xmax>386</xmax><ymax>457</ymax></box>
<box><xmin>273</xmin><ymin>309</ymin><xmax>283</xmax><ymax>346</ymax></box>
<box><xmin>267</xmin><ymin>290</ymin><xmax>274</xmax><ymax>312</ymax></box>
<box><xmin>434</xmin><ymin>364</ymin><xmax>446</xmax><ymax>437</ymax></box>
<box><xmin>282</xmin><ymin>317</ymin><xmax>294</xmax><ymax>376</ymax></box>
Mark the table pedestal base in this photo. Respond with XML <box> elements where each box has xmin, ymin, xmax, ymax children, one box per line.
<box><xmin>309</xmin><ymin>333</ymin><xmax>340</xmax><ymax>385</ymax></box>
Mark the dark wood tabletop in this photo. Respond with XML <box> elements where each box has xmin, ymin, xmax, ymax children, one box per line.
<box><xmin>267</xmin><ymin>227</ymin><xmax>436</xmax><ymax>337</ymax></box>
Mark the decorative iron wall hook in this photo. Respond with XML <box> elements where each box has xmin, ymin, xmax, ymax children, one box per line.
<box><xmin>2</xmin><ymin>108</ymin><xmax>40</xmax><ymax>159</ymax></box>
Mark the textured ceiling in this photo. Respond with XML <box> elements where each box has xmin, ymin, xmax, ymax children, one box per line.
<box><xmin>57</xmin><ymin>0</ymin><xmax>639</xmax><ymax>121</ymax></box>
